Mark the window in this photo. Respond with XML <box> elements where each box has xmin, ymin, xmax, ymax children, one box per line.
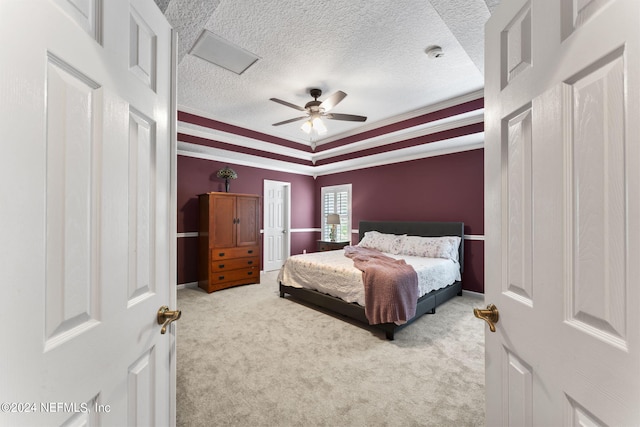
<box><xmin>321</xmin><ymin>184</ymin><xmax>352</xmax><ymax>242</ymax></box>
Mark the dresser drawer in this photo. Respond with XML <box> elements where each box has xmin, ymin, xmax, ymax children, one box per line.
<box><xmin>210</xmin><ymin>266</ymin><xmax>259</xmax><ymax>284</ymax></box>
<box><xmin>211</xmin><ymin>256</ymin><xmax>259</xmax><ymax>272</ymax></box>
<box><xmin>211</xmin><ymin>246</ymin><xmax>259</xmax><ymax>260</ymax></box>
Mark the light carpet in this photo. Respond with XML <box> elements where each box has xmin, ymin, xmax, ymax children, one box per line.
<box><xmin>176</xmin><ymin>270</ymin><xmax>485</xmax><ymax>427</ymax></box>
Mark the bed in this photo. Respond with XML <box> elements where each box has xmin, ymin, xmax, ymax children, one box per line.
<box><xmin>278</xmin><ymin>221</ymin><xmax>464</xmax><ymax>339</ymax></box>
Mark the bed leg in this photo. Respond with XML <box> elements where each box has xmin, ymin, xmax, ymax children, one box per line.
<box><xmin>385</xmin><ymin>331</ymin><xmax>395</xmax><ymax>340</ymax></box>
<box><xmin>457</xmin><ymin>290</ymin><xmax>463</xmax><ymax>296</ymax></box>
<box><xmin>430</xmin><ymin>307</ymin><xmax>436</xmax><ymax>314</ymax></box>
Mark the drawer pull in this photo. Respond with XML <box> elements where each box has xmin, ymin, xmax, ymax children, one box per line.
<box><xmin>218</xmin><ymin>252</ymin><xmax>225</xmax><ymax>257</ymax></box>
<box><xmin>219</xmin><ymin>264</ymin><xmax>224</xmax><ymax>268</ymax></box>
<box><xmin>248</xmin><ymin>271</ymin><xmax>253</xmax><ymax>275</ymax></box>
<box><xmin>248</xmin><ymin>250</ymin><xmax>253</xmax><ymax>254</ymax></box>
<box><xmin>247</xmin><ymin>260</ymin><xmax>253</xmax><ymax>265</ymax></box>
<box><xmin>218</xmin><ymin>276</ymin><xmax>224</xmax><ymax>280</ymax></box>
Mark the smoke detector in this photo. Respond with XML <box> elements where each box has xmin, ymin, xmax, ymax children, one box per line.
<box><xmin>425</xmin><ymin>45</ymin><xmax>444</xmax><ymax>59</ymax></box>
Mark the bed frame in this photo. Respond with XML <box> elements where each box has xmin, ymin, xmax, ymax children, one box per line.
<box><xmin>279</xmin><ymin>221</ymin><xmax>464</xmax><ymax>340</ymax></box>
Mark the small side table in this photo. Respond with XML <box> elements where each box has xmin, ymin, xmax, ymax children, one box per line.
<box><xmin>317</xmin><ymin>240</ymin><xmax>350</xmax><ymax>252</ymax></box>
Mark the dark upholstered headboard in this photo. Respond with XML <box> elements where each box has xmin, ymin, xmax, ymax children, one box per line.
<box><xmin>358</xmin><ymin>221</ymin><xmax>464</xmax><ymax>273</ymax></box>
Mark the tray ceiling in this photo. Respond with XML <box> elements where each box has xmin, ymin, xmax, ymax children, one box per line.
<box><xmin>157</xmin><ymin>0</ymin><xmax>497</xmax><ymax>153</ymax></box>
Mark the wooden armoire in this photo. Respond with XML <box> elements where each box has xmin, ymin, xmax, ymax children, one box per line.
<box><xmin>198</xmin><ymin>192</ymin><xmax>261</xmax><ymax>293</ymax></box>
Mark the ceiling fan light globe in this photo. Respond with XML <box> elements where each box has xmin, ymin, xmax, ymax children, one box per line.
<box><xmin>301</xmin><ymin>120</ymin><xmax>312</xmax><ymax>134</ymax></box>
<box><xmin>312</xmin><ymin>117</ymin><xmax>327</xmax><ymax>134</ymax></box>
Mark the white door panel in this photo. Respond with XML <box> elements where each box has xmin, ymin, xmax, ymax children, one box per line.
<box><xmin>264</xmin><ymin>180</ymin><xmax>290</xmax><ymax>271</ymax></box>
<box><xmin>0</xmin><ymin>1</ymin><xmax>176</xmax><ymax>426</ymax></box>
<box><xmin>485</xmin><ymin>0</ymin><xmax>639</xmax><ymax>425</ymax></box>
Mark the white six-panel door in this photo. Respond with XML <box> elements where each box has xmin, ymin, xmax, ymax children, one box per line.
<box><xmin>263</xmin><ymin>180</ymin><xmax>290</xmax><ymax>271</ymax></box>
<box><xmin>0</xmin><ymin>1</ymin><xmax>176</xmax><ymax>425</ymax></box>
<box><xmin>484</xmin><ymin>0</ymin><xmax>640</xmax><ymax>425</ymax></box>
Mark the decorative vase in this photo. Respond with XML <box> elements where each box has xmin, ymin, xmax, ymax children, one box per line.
<box><xmin>216</xmin><ymin>166</ymin><xmax>237</xmax><ymax>193</ymax></box>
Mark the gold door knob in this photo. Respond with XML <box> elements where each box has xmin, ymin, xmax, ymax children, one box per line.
<box><xmin>157</xmin><ymin>306</ymin><xmax>181</xmax><ymax>334</ymax></box>
<box><xmin>473</xmin><ymin>304</ymin><xmax>499</xmax><ymax>332</ymax></box>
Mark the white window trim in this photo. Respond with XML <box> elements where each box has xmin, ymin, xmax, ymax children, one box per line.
<box><xmin>321</xmin><ymin>184</ymin><xmax>352</xmax><ymax>242</ymax></box>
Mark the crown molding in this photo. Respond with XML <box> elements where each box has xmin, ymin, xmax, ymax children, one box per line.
<box><xmin>179</xmin><ymin>108</ymin><xmax>484</xmax><ymax>165</ymax></box>
<box><xmin>310</xmin><ymin>133</ymin><xmax>484</xmax><ymax>176</ymax></box>
<box><xmin>178</xmin><ymin>132</ymin><xmax>484</xmax><ymax>177</ymax></box>
<box><xmin>178</xmin><ymin>121</ymin><xmax>312</xmax><ymax>161</ymax></box>
<box><xmin>177</xmin><ymin>89</ymin><xmax>485</xmax><ymax>175</ymax></box>
<box><xmin>311</xmin><ymin>110</ymin><xmax>484</xmax><ymax>162</ymax></box>
<box><xmin>178</xmin><ymin>88</ymin><xmax>485</xmax><ymax>150</ymax></box>
<box><xmin>313</xmin><ymin>89</ymin><xmax>485</xmax><ymax>147</ymax></box>
<box><xmin>177</xmin><ymin>141</ymin><xmax>316</xmax><ymax>175</ymax></box>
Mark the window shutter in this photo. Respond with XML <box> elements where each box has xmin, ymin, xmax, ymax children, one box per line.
<box><xmin>323</xmin><ymin>192</ymin><xmax>334</xmax><ymax>240</ymax></box>
<box><xmin>321</xmin><ymin>185</ymin><xmax>352</xmax><ymax>242</ymax></box>
<box><xmin>336</xmin><ymin>191</ymin><xmax>348</xmax><ymax>240</ymax></box>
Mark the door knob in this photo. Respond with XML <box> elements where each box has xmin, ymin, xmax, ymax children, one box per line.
<box><xmin>157</xmin><ymin>306</ymin><xmax>181</xmax><ymax>334</ymax></box>
<box><xmin>473</xmin><ymin>304</ymin><xmax>499</xmax><ymax>332</ymax></box>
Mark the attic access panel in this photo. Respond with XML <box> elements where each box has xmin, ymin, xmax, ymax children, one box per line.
<box><xmin>190</xmin><ymin>29</ymin><xmax>259</xmax><ymax>75</ymax></box>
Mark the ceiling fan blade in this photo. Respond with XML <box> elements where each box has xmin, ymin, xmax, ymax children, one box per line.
<box><xmin>319</xmin><ymin>91</ymin><xmax>347</xmax><ymax>112</ymax></box>
<box><xmin>325</xmin><ymin>113</ymin><xmax>367</xmax><ymax>122</ymax></box>
<box><xmin>272</xmin><ymin>116</ymin><xmax>308</xmax><ymax>126</ymax></box>
<box><xmin>270</xmin><ymin>98</ymin><xmax>306</xmax><ymax>112</ymax></box>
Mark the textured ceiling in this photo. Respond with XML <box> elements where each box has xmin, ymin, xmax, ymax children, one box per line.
<box><xmin>158</xmin><ymin>0</ymin><xmax>495</xmax><ymax>149</ymax></box>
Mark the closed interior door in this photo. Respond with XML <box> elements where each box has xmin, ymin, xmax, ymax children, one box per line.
<box><xmin>0</xmin><ymin>1</ymin><xmax>176</xmax><ymax>425</ymax></box>
<box><xmin>484</xmin><ymin>0</ymin><xmax>640</xmax><ymax>425</ymax></box>
<box><xmin>263</xmin><ymin>180</ymin><xmax>290</xmax><ymax>271</ymax></box>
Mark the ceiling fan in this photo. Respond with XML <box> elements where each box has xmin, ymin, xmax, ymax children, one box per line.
<box><xmin>270</xmin><ymin>88</ymin><xmax>367</xmax><ymax>135</ymax></box>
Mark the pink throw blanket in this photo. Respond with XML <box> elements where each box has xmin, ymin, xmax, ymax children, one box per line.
<box><xmin>343</xmin><ymin>246</ymin><xmax>418</xmax><ymax>325</ymax></box>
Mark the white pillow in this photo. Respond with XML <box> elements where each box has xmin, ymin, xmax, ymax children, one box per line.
<box><xmin>398</xmin><ymin>235</ymin><xmax>461</xmax><ymax>261</ymax></box>
<box><xmin>358</xmin><ymin>231</ymin><xmax>405</xmax><ymax>254</ymax></box>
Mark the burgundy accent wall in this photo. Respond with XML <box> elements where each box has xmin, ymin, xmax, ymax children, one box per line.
<box><xmin>177</xmin><ymin>155</ymin><xmax>316</xmax><ymax>285</ymax></box>
<box><xmin>315</xmin><ymin>149</ymin><xmax>485</xmax><ymax>293</ymax></box>
<box><xmin>177</xmin><ymin>150</ymin><xmax>485</xmax><ymax>293</ymax></box>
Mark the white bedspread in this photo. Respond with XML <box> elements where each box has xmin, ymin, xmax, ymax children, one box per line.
<box><xmin>277</xmin><ymin>249</ymin><xmax>461</xmax><ymax>306</ymax></box>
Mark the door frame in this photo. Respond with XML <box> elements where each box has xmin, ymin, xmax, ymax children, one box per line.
<box><xmin>263</xmin><ymin>179</ymin><xmax>291</xmax><ymax>271</ymax></box>
<box><xmin>168</xmin><ymin>29</ymin><xmax>178</xmax><ymax>426</ymax></box>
